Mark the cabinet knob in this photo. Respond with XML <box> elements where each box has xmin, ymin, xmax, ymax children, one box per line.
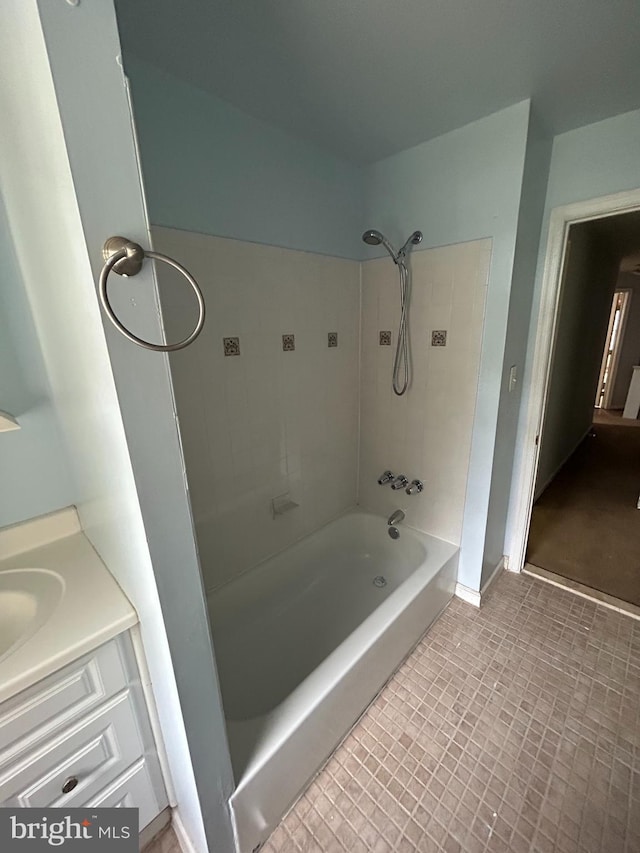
<box><xmin>62</xmin><ymin>776</ymin><xmax>79</xmax><ymax>794</ymax></box>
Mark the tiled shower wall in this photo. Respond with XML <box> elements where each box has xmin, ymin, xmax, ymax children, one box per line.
<box><xmin>153</xmin><ymin>227</ymin><xmax>360</xmax><ymax>591</ymax></box>
<box><xmin>359</xmin><ymin>239</ymin><xmax>491</xmax><ymax>545</ymax></box>
<box><xmin>155</xmin><ymin>228</ymin><xmax>490</xmax><ymax>589</ymax></box>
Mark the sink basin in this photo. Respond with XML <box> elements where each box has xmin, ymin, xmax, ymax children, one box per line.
<box><xmin>0</xmin><ymin>569</ymin><xmax>65</xmax><ymax>663</ymax></box>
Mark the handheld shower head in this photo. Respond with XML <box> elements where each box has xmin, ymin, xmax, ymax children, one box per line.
<box><xmin>361</xmin><ymin>226</ymin><xmax>422</xmax><ymax>397</ymax></box>
<box><xmin>361</xmin><ymin>229</ymin><xmax>399</xmax><ymax>262</ymax></box>
<box><xmin>399</xmin><ymin>231</ymin><xmax>423</xmax><ymax>257</ymax></box>
<box><xmin>362</xmin><ymin>229</ymin><xmax>423</xmax><ymax>264</ymax></box>
<box><xmin>362</xmin><ymin>229</ymin><xmax>383</xmax><ymax>246</ymax></box>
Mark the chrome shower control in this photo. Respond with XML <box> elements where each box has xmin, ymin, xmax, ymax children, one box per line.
<box><xmin>378</xmin><ymin>470</ymin><xmax>395</xmax><ymax>485</ymax></box>
<box><xmin>405</xmin><ymin>479</ymin><xmax>424</xmax><ymax>495</ymax></box>
<box><xmin>391</xmin><ymin>475</ymin><xmax>408</xmax><ymax>491</ymax></box>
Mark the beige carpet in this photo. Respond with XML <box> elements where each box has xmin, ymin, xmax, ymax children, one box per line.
<box><xmin>527</xmin><ymin>421</ymin><xmax>640</xmax><ymax>606</ymax></box>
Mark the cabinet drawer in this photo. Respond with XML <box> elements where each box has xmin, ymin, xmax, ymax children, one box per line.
<box><xmin>86</xmin><ymin>759</ymin><xmax>162</xmax><ymax>830</ymax></box>
<box><xmin>0</xmin><ymin>692</ymin><xmax>144</xmax><ymax>808</ymax></box>
<box><xmin>0</xmin><ymin>638</ymin><xmax>130</xmax><ymax>764</ymax></box>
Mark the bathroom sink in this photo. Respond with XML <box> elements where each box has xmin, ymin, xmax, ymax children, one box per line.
<box><xmin>0</xmin><ymin>569</ymin><xmax>65</xmax><ymax>663</ymax></box>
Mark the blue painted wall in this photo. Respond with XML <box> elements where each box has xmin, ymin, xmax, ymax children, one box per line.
<box><xmin>124</xmin><ymin>57</ymin><xmax>364</xmax><ymax>260</ymax></box>
<box><xmin>483</xmin><ymin>110</ymin><xmax>552</xmax><ymax>584</ymax></box>
<box><xmin>544</xmin><ymin>108</ymin><xmax>640</xmax><ymax>212</ymax></box>
<box><xmin>363</xmin><ymin>101</ymin><xmax>532</xmax><ymax>590</ymax></box>
<box><xmin>0</xmin><ymin>200</ymin><xmax>75</xmax><ymax>526</ymax></box>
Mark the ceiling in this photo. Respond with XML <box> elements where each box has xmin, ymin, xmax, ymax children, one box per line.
<box><xmin>115</xmin><ymin>0</ymin><xmax>640</xmax><ymax>164</ymax></box>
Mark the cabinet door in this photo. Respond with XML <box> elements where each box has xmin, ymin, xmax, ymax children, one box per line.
<box><xmin>86</xmin><ymin>760</ymin><xmax>162</xmax><ymax>829</ymax></box>
<box><xmin>0</xmin><ymin>694</ymin><xmax>144</xmax><ymax>808</ymax></box>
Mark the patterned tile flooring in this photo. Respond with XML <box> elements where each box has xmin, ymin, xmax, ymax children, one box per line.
<box><xmin>145</xmin><ymin>572</ymin><xmax>640</xmax><ymax>853</ymax></box>
<box><xmin>262</xmin><ymin>572</ymin><xmax>640</xmax><ymax>853</ymax></box>
<box><xmin>143</xmin><ymin>825</ymin><xmax>181</xmax><ymax>853</ymax></box>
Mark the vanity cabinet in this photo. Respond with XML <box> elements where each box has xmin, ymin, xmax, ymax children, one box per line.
<box><xmin>0</xmin><ymin>632</ymin><xmax>168</xmax><ymax>829</ymax></box>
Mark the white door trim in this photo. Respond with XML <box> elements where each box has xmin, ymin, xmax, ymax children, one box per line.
<box><xmin>509</xmin><ymin>188</ymin><xmax>640</xmax><ymax>573</ymax></box>
<box><xmin>601</xmin><ymin>288</ymin><xmax>632</xmax><ymax>410</ymax></box>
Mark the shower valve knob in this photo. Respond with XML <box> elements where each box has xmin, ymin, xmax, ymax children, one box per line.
<box><xmin>377</xmin><ymin>470</ymin><xmax>395</xmax><ymax>485</ymax></box>
<box><xmin>391</xmin><ymin>475</ymin><xmax>409</xmax><ymax>491</ymax></box>
<box><xmin>406</xmin><ymin>479</ymin><xmax>424</xmax><ymax>495</ymax></box>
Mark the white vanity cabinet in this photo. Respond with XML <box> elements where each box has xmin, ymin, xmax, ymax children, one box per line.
<box><xmin>0</xmin><ymin>631</ymin><xmax>168</xmax><ymax>830</ymax></box>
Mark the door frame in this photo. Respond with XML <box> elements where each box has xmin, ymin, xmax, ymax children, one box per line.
<box><xmin>597</xmin><ymin>287</ymin><xmax>632</xmax><ymax>410</ymax></box>
<box><xmin>509</xmin><ymin>188</ymin><xmax>640</xmax><ymax>573</ymax></box>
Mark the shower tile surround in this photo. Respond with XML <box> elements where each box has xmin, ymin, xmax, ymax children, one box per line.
<box><xmin>153</xmin><ymin>226</ymin><xmax>360</xmax><ymax>591</ymax></box>
<box><xmin>360</xmin><ymin>240</ymin><xmax>490</xmax><ymax>546</ymax></box>
<box><xmin>153</xmin><ymin>227</ymin><xmax>490</xmax><ymax>591</ymax></box>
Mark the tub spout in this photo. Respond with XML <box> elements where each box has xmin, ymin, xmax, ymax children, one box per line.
<box><xmin>388</xmin><ymin>509</ymin><xmax>405</xmax><ymax>526</ymax></box>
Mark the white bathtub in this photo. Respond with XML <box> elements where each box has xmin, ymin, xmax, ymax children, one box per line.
<box><xmin>208</xmin><ymin>510</ymin><xmax>458</xmax><ymax>852</ymax></box>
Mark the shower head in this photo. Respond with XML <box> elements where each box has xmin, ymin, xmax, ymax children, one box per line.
<box><xmin>399</xmin><ymin>231</ymin><xmax>423</xmax><ymax>257</ymax></box>
<box><xmin>362</xmin><ymin>229</ymin><xmax>384</xmax><ymax>246</ymax></box>
<box><xmin>361</xmin><ymin>229</ymin><xmax>400</xmax><ymax>262</ymax></box>
<box><xmin>362</xmin><ymin>229</ymin><xmax>423</xmax><ymax>264</ymax></box>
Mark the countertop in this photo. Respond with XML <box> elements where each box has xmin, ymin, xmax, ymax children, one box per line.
<box><xmin>0</xmin><ymin>507</ymin><xmax>138</xmax><ymax>704</ymax></box>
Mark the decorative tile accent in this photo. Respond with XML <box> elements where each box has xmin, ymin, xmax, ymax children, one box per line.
<box><xmin>282</xmin><ymin>334</ymin><xmax>295</xmax><ymax>352</ymax></box>
<box><xmin>262</xmin><ymin>572</ymin><xmax>640</xmax><ymax>853</ymax></box>
<box><xmin>431</xmin><ymin>329</ymin><xmax>447</xmax><ymax>346</ymax></box>
<box><xmin>379</xmin><ymin>331</ymin><xmax>392</xmax><ymax>346</ymax></box>
<box><xmin>328</xmin><ymin>332</ymin><xmax>338</xmax><ymax>348</ymax></box>
<box><xmin>223</xmin><ymin>336</ymin><xmax>240</xmax><ymax>356</ymax></box>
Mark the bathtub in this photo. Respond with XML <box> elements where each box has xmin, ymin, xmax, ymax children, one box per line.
<box><xmin>208</xmin><ymin>510</ymin><xmax>458</xmax><ymax>852</ymax></box>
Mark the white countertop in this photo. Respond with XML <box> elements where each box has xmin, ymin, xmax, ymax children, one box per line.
<box><xmin>0</xmin><ymin>507</ymin><xmax>138</xmax><ymax>703</ymax></box>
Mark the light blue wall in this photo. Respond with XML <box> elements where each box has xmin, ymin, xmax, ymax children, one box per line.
<box><xmin>544</xmin><ymin>109</ymin><xmax>640</xmax><ymax>212</ymax></box>
<box><xmin>482</xmin><ymin>110</ymin><xmax>552</xmax><ymax>585</ymax></box>
<box><xmin>505</xmin><ymin>108</ymin><xmax>640</xmax><ymax>556</ymax></box>
<box><xmin>124</xmin><ymin>57</ymin><xmax>364</xmax><ymax>260</ymax></box>
<box><xmin>364</xmin><ymin>101</ymin><xmax>532</xmax><ymax>590</ymax></box>
<box><xmin>0</xmin><ymin>199</ymin><xmax>74</xmax><ymax>526</ymax></box>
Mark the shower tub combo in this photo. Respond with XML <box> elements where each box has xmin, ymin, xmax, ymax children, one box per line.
<box><xmin>209</xmin><ymin>510</ymin><xmax>458</xmax><ymax>852</ymax></box>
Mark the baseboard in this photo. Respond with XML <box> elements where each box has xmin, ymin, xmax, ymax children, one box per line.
<box><xmin>534</xmin><ymin>426</ymin><xmax>592</xmax><ymax>500</ymax></box>
<box><xmin>171</xmin><ymin>810</ymin><xmax>198</xmax><ymax>853</ymax></box>
<box><xmin>454</xmin><ymin>583</ymin><xmax>481</xmax><ymax>607</ymax></box>
<box><xmin>481</xmin><ymin>558</ymin><xmax>504</xmax><ymax>595</ymax></box>
<box><xmin>455</xmin><ymin>558</ymin><xmax>504</xmax><ymax>608</ymax></box>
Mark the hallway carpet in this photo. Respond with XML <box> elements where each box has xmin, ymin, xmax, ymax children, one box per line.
<box><xmin>527</xmin><ymin>422</ymin><xmax>640</xmax><ymax>606</ymax></box>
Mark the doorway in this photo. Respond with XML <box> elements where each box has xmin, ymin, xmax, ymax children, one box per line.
<box><xmin>511</xmin><ymin>195</ymin><xmax>640</xmax><ymax>609</ymax></box>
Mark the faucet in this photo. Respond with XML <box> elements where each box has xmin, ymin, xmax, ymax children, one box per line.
<box><xmin>391</xmin><ymin>474</ymin><xmax>408</xmax><ymax>491</ymax></box>
<box><xmin>377</xmin><ymin>470</ymin><xmax>395</xmax><ymax>485</ymax></box>
<box><xmin>405</xmin><ymin>479</ymin><xmax>424</xmax><ymax>495</ymax></box>
<box><xmin>388</xmin><ymin>509</ymin><xmax>405</xmax><ymax>526</ymax></box>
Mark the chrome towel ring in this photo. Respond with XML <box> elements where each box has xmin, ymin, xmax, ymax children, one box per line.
<box><xmin>98</xmin><ymin>236</ymin><xmax>205</xmax><ymax>352</ymax></box>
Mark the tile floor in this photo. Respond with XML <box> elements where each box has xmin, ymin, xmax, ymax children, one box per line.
<box><xmin>263</xmin><ymin>572</ymin><xmax>640</xmax><ymax>853</ymax></box>
<box><xmin>143</xmin><ymin>825</ymin><xmax>181</xmax><ymax>853</ymax></box>
<box><xmin>146</xmin><ymin>572</ymin><xmax>640</xmax><ymax>853</ymax></box>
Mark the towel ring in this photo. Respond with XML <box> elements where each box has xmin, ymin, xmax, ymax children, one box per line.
<box><xmin>98</xmin><ymin>236</ymin><xmax>205</xmax><ymax>352</ymax></box>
